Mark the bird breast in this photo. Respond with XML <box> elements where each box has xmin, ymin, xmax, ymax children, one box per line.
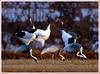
<box><xmin>34</xmin><ymin>29</ymin><xmax>50</xmax><ymax>40</ymax></box>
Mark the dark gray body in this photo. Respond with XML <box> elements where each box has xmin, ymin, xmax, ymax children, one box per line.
<box><xmin>63</xmin><ymin>43</ymin><xmax>82</xmax><ymax>53</ymax></box>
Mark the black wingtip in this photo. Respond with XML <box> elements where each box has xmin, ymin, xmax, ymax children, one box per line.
<box><xmin>13</xmin><ymin>29</ymin><xmax>25</xmax><ymax>38</ymax></box>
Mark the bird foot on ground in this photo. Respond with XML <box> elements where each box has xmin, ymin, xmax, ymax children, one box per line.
<box><xmin>62</xmin><ymin>58</ymin><xmax>65</xmax><ymax>61</ymax></box>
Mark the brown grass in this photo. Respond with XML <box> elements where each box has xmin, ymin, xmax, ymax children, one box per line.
<box><xmin>2</xmin><ymin>48</ymin><xmax>98</xmax><ymax>60</ymax></box>
<box><xmin>2</xmin><ymin>59</ymin><xmax>98</xmax><ymax>72</ymax></box>
<box><xmin>2</xmin><ymin>48</ymin><xmax>98</xmax><ymax>72</ymax></box>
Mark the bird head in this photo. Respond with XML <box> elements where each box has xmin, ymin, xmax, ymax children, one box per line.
<box><xmin>30</xmin><ymin>17</ymin><xmax>32</xmax><ymax>23</ymax></box>
<box><xmin>32</xmin><ymin>25</ymin><xmax>36</xmax><ymax>29</ymax></box>
<box><xmin>61</xmin><ymin>21</ymin><xmax>64</xmax><ymax>25</ymax></box>
<box><xmin>59</xmin><ymin>21</ymin><xmax>64</xmax><ymax>33</ymax></box>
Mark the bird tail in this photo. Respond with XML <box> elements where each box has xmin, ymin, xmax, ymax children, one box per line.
<box><xmin>41</xmin><ymin>48</ymin><xmax>48</xmax><ymax>55</ymax></box>
<box><xmin>46</xmin><ymin>24</ymin><xmax>50</xmax><ymax>30</ymax></box>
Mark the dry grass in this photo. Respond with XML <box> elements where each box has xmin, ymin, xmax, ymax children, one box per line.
<box><xmin>2</xmin><ymin>59</ymin><xmax>98</xmax><ymax>72</ymax></box>
<box><xmin>2</xmin><ymin>48</ymin><xmax>98</xmax><ymax>60</ymax></box>
<box><xmin>2</xmin><ymin>48</ymin><xmax>98</xmax><ymax>72</ymax></box>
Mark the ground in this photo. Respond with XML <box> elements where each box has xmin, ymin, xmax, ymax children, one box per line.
<box><xmin>2</xmin><ymin>59</ymin><xmax>98</xmax><ymax>72</ymax></box>
<box><xmin>2</xmin><ymin>49</ymin><xmax>98</xmax><ymax>72</ymax></box>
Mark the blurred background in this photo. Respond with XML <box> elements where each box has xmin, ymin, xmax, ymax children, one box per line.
<box><xmin>1</xmin><ymin>2</ymin><xmax>98</xmax><ymax>58</ymax></box>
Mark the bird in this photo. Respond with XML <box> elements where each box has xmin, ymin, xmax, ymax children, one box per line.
<box><xmin>92</xmin><ymin>35</ymin><xmax>98</xmax><ymax>44</ymax></box>
<box><xmin>13</xmin><ymin>14</ymin><xmax>51</xmax><ymax>60</ymax></box>
<box><xmin>60</xmin><ymin>21</ymin><xmax>87</xmax><ymax>59</ymax></box>
<box><xmin>91</xmin><ymin>35</ymin><xmax>98</xmax><ymax>53</ymax></box>
<box><xmin>13</xmin><ymin>28</ymin><xmax>37</xmax><ymax>61</ymax></box>
<box><xmin>33</xmin><ymin>24</ymin><xmax>51</xmax><ymax>49</ymax></box>
<box><xmin>92</xmin><ymin>41</ymin><xmax>98</xmax><ymax>53</ymax></box>
<box><xmin>13</xmin><ymin>17</ymin><xmax>51</xmax><ymax>61</ymax></box>
<box><xmin>29</xmin><ymin>17</ymin><xmax>51</xmax><ymax>49</ymax></box>
<box><xmin>63</xmin><ymin>43</ymin><xmax>87</xmax><ymax>59</ymax></box>
<box><xmin>60</xmin><ymin>21</ymin><xmax>75</xmax><ymax>46</ymax></box>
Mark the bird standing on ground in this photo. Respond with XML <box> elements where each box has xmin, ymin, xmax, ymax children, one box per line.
<box><xmin>92</xmin><ymin>41</ymin><xmax>98</xmax><ymax>53</ymax></box>
<box><xmin>13</xmin><ymin>29</ymin><xmax>37</xmax><ymax>61</ymax></box>
<box><xmin>60</xmin><ymin>21</ymin><xmax>77</xmax><ymax>45</ymax></box>
<box><xmin>13</xmin><ymin>16</ymin><xmax>51</xmax><ymax>61</ymax></box>
<box><xmin>60</xmin><ymin>21</ymin><xmax>72</xmax><ymax>46</ymax></box>
<box><xmin>91</xmin><ymin>35</ymin><xmax>98</xmax><ymax>53</ymax></box>
<box><xmin>60</xmin><ymin>21</ymin><xmax>87</xmax><ymax>59</ymax></box>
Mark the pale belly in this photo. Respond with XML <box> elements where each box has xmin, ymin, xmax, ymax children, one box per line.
<box><xmin>38</xmin><ymin>35</ymin><xmax>50</xmax><ymax>40</ymax></box>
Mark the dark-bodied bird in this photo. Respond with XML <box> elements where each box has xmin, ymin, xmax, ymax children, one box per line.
<box><xmin>60</xmin><ymin>21</ymin><xmax>87</xmax><ymax>59</ymax></box>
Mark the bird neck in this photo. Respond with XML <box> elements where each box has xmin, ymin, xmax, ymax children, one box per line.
<box><xmin>65</xmin><ymin>42</ymin><xmax>70</xmax><ymax>47</ymax></box>
<box><xmin>61</xmin><ymin>21</ymin><xmax>64</xmax><ymax>30</ymax></box>
<box><xmin>61</xmin><ymin>25</ymin><xmax>64</xmax><ymax>30</ymax></box>
<box><xmin>30</xmin><ymin>17</ymin><xmax>35</xmax><ymax>29</ymax></box>
<box><xmin>62</xmin><ymin>30</ymin><xmax>72</xmax><ymax>38</ymax></box>
<box><xmin>46</xmin><ymin>24</ymin><xmax>50</xmax><ymax>31</ymax></box>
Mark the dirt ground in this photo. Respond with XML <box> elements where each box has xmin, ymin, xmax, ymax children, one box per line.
<box><xmin>2</xmin><ymin>59</ymin><xmax>98</xmax><ymax>72</ymax></box>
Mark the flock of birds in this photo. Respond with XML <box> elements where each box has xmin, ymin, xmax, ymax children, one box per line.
<box><xmin>13</xmin><ymin>18</ymin><xmax>98</xmax><ymax>61</ymax></box>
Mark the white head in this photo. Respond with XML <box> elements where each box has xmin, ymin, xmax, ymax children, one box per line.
<box><xmin>60</xmin><ymin>21</ymin><xmax>64</xmax><ymax>31</ymax></box>
<box><xmin>61</xmin><ymin>21</ymin><xmax>64</xmax><ymax>25</ymax></box>
<box><xmin>32</xmin><ymin>25</ymin><xmax>35</xmax><ymax>29</ymax></box>
<box><xmin>30</xmin><ymin>17</ymin><xmax>32</xmax><ymax>23</ymax></box>
<box><xmin>74</xmin><ymin>39</ymin><xmax>77</xmax><ymax>43</ymax></box>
